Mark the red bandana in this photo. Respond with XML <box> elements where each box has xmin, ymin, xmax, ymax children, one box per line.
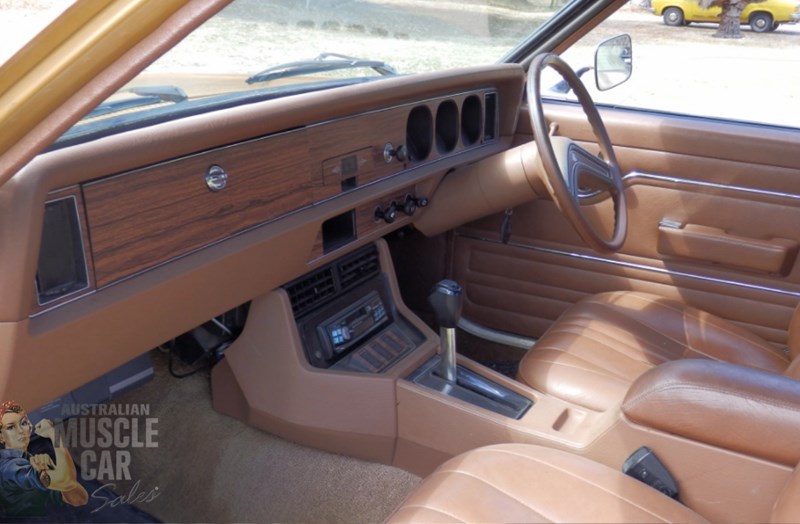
<box><xmin>0</xmin><ymin>400</ymin><xmax>21</xmax><ymax>419</ymax></box>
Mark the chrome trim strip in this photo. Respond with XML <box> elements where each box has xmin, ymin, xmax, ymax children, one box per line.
<box><xmin>109</xmin><ymin>368</ymin><xmax>155</xmax><ymax>395</ymax></box>
<box><xmin>464</xmin><ymin>235</ymin><xmax>800</xmax><ymax>299</ymax></box>
<box><xmin>624</xmin><ymin>171</ymin><xmax>800</xmax><ymax>202</ymax></box>
<box><xmin>577</xmin><ymin>187</ymin><xmax>603</xmax><ymax>200</ymax></box>
<box><xmin>458</xmin><ymin>317</ymin><xmax>536</xmax><ymax>350</ymax></box>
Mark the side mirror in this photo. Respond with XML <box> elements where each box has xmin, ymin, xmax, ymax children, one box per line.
<box><xmin>595</xmin><ymin>34</ymin><xmax>632</xmax><ymax>91</ymax></box>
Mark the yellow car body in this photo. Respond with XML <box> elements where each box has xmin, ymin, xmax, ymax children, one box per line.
<box><xmin>652</xmin><ymin>0</ymin><xmax>800</xmax><ymax>32</ymax></box>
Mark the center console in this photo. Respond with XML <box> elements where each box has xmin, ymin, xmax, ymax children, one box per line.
<box><xmin>211</xmin><ymin>239</ymin><xmax>439</xmax><ymax>464</ymax></box>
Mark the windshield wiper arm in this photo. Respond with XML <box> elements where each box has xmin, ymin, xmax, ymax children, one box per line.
<box><xmin>85</xmin><ymin>85</ymin><xmax>188</xmax><ymax>120</ymax></box>
<box><xmin>246</xmin><ymin>53</ymin><xmax>397</xmax><ymax>85</ymax></box>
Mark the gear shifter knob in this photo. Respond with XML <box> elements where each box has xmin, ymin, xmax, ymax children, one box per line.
<box><xmin>428</xmin><ymin>279</ymin><xmax>462</xmax><ymax>383</ymax></box>
<box><xmin>428</xmin><ymin>279</ymin><xmax>463</xmax><ymax>329</ymax></box>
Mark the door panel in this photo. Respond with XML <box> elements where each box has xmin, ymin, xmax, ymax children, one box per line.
<box><xmin>453</xmin><ymin>103</ymin><xmax>800</xmax><ymax>345</ymax></box>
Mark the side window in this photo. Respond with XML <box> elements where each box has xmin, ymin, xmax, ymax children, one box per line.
<box><xmin>555</xmin><ymin>1</ymin><xmax>800</xmax><ymax>128</ymax></box>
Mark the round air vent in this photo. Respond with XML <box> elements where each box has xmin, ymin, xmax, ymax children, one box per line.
<box><xmin>405</xmin><ymin>106</ymin><xmax>433</xmax><ymax>162</ymax></box>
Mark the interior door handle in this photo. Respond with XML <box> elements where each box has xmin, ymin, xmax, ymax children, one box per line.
<box><xmin>657</xmin><ymin>222</ymin><xmax>799</xmax><ymax>275</ymax></box>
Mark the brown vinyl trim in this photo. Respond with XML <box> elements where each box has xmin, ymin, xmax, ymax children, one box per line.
<box><xmin>460</xmin><ymin>234</ymin><xmax>800</xmax><ymax>299</ymax></box>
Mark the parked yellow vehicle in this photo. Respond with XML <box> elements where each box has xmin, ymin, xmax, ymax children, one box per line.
<box><xmin>652</xmin><ymin>0</ymin><xmax>800</xmax><ymax>32</ymax></box>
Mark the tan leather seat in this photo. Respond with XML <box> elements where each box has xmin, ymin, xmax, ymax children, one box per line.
<box><xmin>516</xmin><ymin>291</ymin><xmax>794</xmax><ymax>411</ymax></box>
<box><xmin>386</xmin><ymin>444</ymin><xmax>709</xmax><ymax>524</ymax></box>
<box><xmin>387</xmin><ymin>442</ymin><xmax>800</xmax><ymax>524</ymax></box>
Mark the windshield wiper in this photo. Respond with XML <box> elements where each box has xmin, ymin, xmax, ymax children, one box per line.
<box><xmin>246</xmin><ymin>53</ymin><xmax>397</xmax><ymax>85</ymax></box>
<box><xmin>85</xmin><ymin>85</ymin><xmax>188</xmax><ymax>120</ymax></box>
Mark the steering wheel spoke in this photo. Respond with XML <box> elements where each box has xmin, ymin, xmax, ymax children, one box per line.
<box><xmin>569</xmin><ymin>143</ymin><xmax>618</xmax><ymax>196</ymax></box>
<box><xmin>528</xmin><ymin>53</ymin><xmax>627</xmax><ymax>253</ymax></box>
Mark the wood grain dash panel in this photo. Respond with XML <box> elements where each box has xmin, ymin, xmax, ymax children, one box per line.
<box><xmin>309</xmin><ymin>185</ymin><xmax>419</xmax><ymax>262</ymax></box>
<box><xmin>85</xmin><ymin>129</ymin><xmax>312</xmax><ymax>287</ymax></box>
<box><xmin>308</xmin><ymin>108</ymin><xmax>406</xmax><ymax>203</ymax></box>
<box><xmin>308</xmin><ymin>90</ymin><xmax>490</xmax><ymax>203</ymax></box>
<box><xmin>356</xmin><ymin>188</ymin><xmax>417</xmax><ymax>239</ymax></box>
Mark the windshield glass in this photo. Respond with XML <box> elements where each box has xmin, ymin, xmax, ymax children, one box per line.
<box><xmin>56</xmin><ymin>0</ymin><xmax>573</xmax><ymax>145</ymax></box>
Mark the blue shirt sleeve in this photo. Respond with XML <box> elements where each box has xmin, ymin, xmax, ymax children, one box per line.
<box><xmin>0</xmin><ymin>456</ymin><xmax>48</xmax><ymax>492</ymax></box>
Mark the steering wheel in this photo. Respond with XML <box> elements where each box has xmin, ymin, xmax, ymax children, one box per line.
<box><xmin>527</xmin><ymin>53</ymin><xmax>627</xmax><ymax>253</ymax></box>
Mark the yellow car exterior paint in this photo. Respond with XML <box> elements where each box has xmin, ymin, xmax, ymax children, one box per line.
<box><xmin>651</xmin><ymin>0</ymin><xmax>800</xmax><ymax>31</ymax></box>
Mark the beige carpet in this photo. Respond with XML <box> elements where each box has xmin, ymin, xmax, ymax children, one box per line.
<box><xmin>107</xmin><ymin>350</ymin><xmax>420</xmax><ymax>523</ymax></box>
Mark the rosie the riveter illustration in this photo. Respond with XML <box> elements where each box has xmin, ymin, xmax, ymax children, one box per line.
<box><xmin>0</xmin><ymin>400</ymin><xmax>88</xmax><ymax>517</ymax></box>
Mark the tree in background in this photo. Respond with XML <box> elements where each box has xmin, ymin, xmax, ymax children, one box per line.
<box><xmin>699</xmin><ymin>0</ymin><xmax>765</xmax><ymax>38</ymax></box>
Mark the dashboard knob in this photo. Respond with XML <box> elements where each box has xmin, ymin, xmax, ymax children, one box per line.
<box><xmin>403</xmin><ymin>195</ymin><xmax>417</xmax><ymax>216</ymax></box>
<box><xmin>394</xmin><ymin>145</ymin><xmax>409</xmax><ymax>162</ymax></box>
<box><xmin>402</xmin><ymin>195</ymin><xmax>428</xmax><ymax>216</ymax></box>
<box><xmin>383</xmin><ymin>143</ymin><xmax>408</xmax><ymax>163</ymax></box>
<box><xmin>384</xmin><ymin>202</ymin><xmax>398</xmax><ymax>223</ymax></box>
<box><xmin>374</xmin><ymin>202</ymin><xmax>398</xmax><ymax>224</ymax></box>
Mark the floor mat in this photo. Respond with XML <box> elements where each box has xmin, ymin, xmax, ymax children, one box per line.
<box><xmin>85</xmin><ymin>350</ymin><xmax>420</xmax><ymax>523</ymax></box>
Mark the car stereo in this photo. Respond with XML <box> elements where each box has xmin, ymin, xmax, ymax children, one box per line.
<box><xmin>319</xmin><ymin>291</ymin><xmax>388</xmax><ymax>356</ymax></box>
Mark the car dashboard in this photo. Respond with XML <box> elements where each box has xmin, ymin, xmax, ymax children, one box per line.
<box><xmin>1</xmin><ymin>64</ymin><xmax>525</xmax><ymax>410</ymax></box>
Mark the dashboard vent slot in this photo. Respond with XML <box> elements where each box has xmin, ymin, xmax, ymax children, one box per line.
<box><xmin>284</xmin><ymin>244</ymin><xmax>382</xmax><ymax>318</ymax></box>
<box><xmin>285</xmin><ymin>267</ymin><xmax>336</xmax><ymax>316</ymax></box>
<box><xmin>338</xmin><ymin>245</ymin><xmax>379</xmax><ymax>290</ymax></box>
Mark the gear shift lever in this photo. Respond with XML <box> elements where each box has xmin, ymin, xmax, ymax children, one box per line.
<box><xmin>412</xmin><ymin>278</ymin><xmax>532</xmax><ymax>419</ymax></box>
<box><xmin>428</xmin><ymin>279</ymin><xmax>462</xmax><ymax>382</ymax></box>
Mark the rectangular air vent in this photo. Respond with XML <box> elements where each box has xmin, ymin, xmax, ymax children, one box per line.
<box><xmin>285</xmin><ymin>267</ymin><xmax>336</xmax><ymax>316</ymax></box>
<box><xmin>484</xmin><ymin>91</ymin><xmax>497</xmax><ymax>141</ymax></box>
<box><xmin>338</xmin><ymin>245</ymin><xmax>379</xmax><ymax>290</ymax></box>
<box><xmin>36</xmin><ymin>196</ymin><xmax>89</xmax><ymax>305</ymax></box>
<box><xmin>285</xmin><ymin>244</ymin><xmax>381</xmax><ymax>317</ymax></box>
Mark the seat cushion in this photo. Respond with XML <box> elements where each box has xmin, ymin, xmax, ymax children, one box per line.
<box><xmin>386</xmin><ymin>444</ymin><xmax>709</xmax><ymax>524</ymax></box>
<box><xmin>517</xmin><ymin>291</ymin><xmax>789</xmax><ymax>411</ymax></box>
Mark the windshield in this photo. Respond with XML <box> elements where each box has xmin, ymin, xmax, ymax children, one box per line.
<box><xmin>54</xmin><ymin>0</ymin><xmax>573</xmax><ymax>146</ymax></box>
